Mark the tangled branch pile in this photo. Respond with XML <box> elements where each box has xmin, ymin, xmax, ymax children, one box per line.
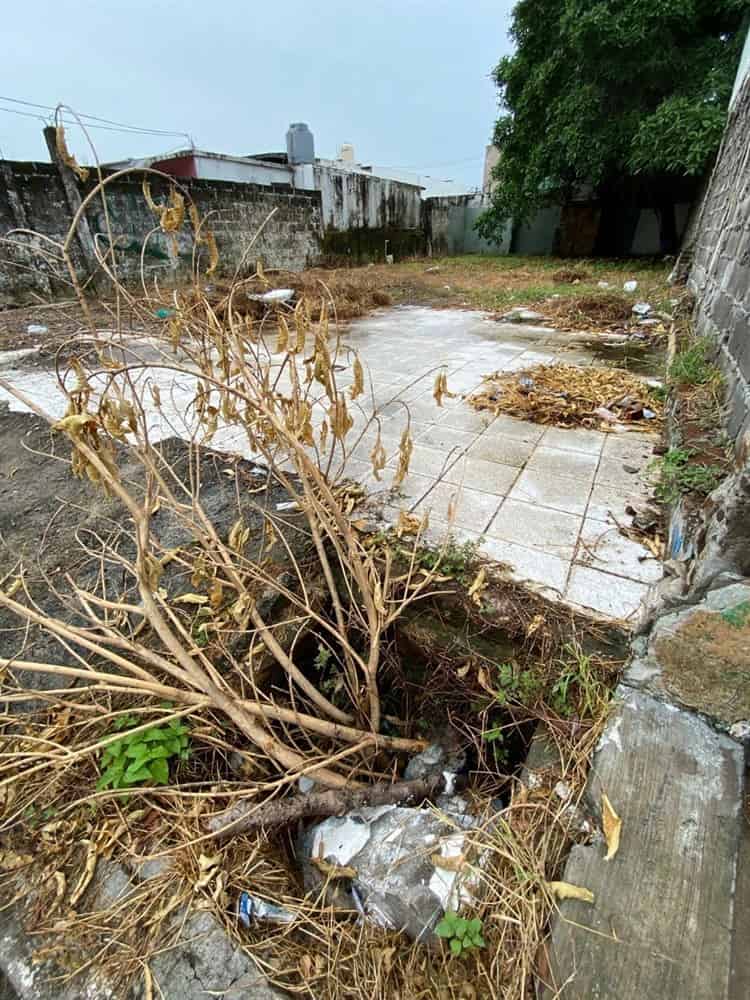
<box><xmin>0</xmin><ymin>139</ymin><xmax>618</xmax><ymax>999</ymax></box>
<box><xmin>469</xmin><ymin>363</ymin><xmax>663</xmax><ymax>430</ymax></box>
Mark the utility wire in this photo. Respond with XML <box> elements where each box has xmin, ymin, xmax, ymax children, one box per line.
<box><xmin>0</xmin><ymin>95</ymin><xmax>191</xmax><ymax>142</ymax></box>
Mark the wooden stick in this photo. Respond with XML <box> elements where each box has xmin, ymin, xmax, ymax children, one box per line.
<box><xmin>208</xmin><ymin>773</ymin><xmax>446</xmax><ymax>838</ymax></box>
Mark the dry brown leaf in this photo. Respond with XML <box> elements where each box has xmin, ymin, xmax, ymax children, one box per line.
<box><xmin>602</xmin><ymin>792</ymin><xmax>622</xmax><ymax>860</ymax></box>
<box><xmin>467</xmin><ymin>567</ymin><xmax>487</xmax><ymax>606</ymax></box>
<box><xmin>0</xmin><ymin>850</ymin><xmax>33</xmax><ymax>871</ymax></box>
<box><xmin>546</xmin><ymin>880</ymin><xmax>594</xmax><ymax>904</ymax></box>
<box><xmin>173</xmin><ymin>593</ymin><xmax>209</xmax><ymax>606</ymax></box>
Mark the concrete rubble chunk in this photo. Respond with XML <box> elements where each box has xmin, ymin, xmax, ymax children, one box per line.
<box><xmin>500</xmin><ymin>307</ymin><xmax>546</xmax><ymax>324</ymax></box>
<box><xmin>626</xmin><ymin>580</ymin><xmax>750</xmax><ymax>725</ymax></box>
<box><xmin>544</xmin><ymin>686</ymin><xmax>745</xmax><ymax>1000</ymax></box>
<box><xmin>301</xmin><ymin>803</ymin><xmax>477</xmax><ymax>942</ymax></box>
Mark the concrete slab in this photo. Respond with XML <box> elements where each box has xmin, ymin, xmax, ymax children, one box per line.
<box><xmin>544</xmin><ymin>686</ymin><xmax>745</xmax><ymax>1000</ymax></box>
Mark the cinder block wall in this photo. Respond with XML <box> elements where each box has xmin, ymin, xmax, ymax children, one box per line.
<box><xmin>689</xmin><ymin>70</ymin><xmax>750</xmax><ymax>453</ymax></box>
<box><xmin>0</xmin><ymin>163</ymin><xmax>323</xmax><ymax>305</ymax></box>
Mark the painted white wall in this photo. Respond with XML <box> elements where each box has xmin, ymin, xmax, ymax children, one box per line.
<box><xmin>313</xmin><ymin>164</ymin><xmax>422</xmax><ymax>231</ymax></box>
<box><xmin>193</xmin><ymin>154</ymin><xmax>292</xmax><ymax>186</ymax></box>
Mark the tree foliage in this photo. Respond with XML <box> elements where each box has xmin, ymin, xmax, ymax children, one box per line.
<box><xmin>478</xmin><ymin>0</ymin><xmax>747</xmax><ymax>242</ymax></box>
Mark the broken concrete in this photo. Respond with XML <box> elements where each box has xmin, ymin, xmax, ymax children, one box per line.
<box><xmin>544</xmin><ymin>685</ymin><xmax>745</xmax><ymax>1000</ymax></box>
<box><xmin>625</xmin><ymin>581</ymin><xmax>750</xmax><ymax>726</ymax></box>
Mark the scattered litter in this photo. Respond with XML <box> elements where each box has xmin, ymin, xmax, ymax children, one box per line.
<box><xmin>26</xmin><ymin>324</ymin><xmax>47</xmax><ymax>335</ymax></box>
<box><xmin>593</xmin><ymin>406</ymin><xmax>619</xmax><ymax>424</ymax></box>
<box><xmin>424</xmin><ymin>266</ymin><xmax>441</xmax><ymax>273</ymax></box>
<box><xmin>238</xmin><ymin>892</ymin><xmax>297</xmax><ymax>926</ymax></box>
<box><xmin>470</xmin><ymin>363</ymin><xmax>663</xmax><ymax>431</ymax></box>
<box><xmin>623</xmin><ymin>280</ymin><xmax>638</xmax><ymax>293</ymax></box>
<box><xmin>298</xmin><ymin>775</ymin><xmax>316</xmax><ymax>794</ymax></box>
<box><xmin>248</xmin><ymin>288</ymin><xmax>295</xmax><ymax>304</ymax></box>
<box><xmin>275</xmin><ymin>500</ymin><xmax>299</xmax><ymax>512</ymax></box>
<box><xmin>301</xmin><ymin>802</ymin><xmax>477</xmax><ymax>941</ymax></box>
<box><xmin>597</xmin><ymin>281</ymin><xmax>611</xmax><ymax>289</ymax></box>
<box><xmin>632</xmin><ymin>302</ymin><xmax>652</xmax><ymax>317</ymax></box>
<box><xmin>154</xmin><ymin>308</ymin><xmax>175</xmax><ymax>319</ymax></box>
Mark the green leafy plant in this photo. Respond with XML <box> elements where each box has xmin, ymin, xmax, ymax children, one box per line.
<box><xmin>435</xmin><ymin>910</ymin><xmax>485</xmax><ymax>956</ymax></box>
<box><xmin>97</xmin><ymin>715</ymin><xmax>190</xmax><ymax>790</ymax></box>
<box><xmin>482</xmin><ymin>724</ymin><xmax>508</xmax><ymax>766</ymax></box>
<box><xmin>651</xmin><ymin>448</ymin><xmax>726</xmax><ymax>503</ymax></box>
<box><xmin>494</xmin><ymin>661</ymin><xmax>540</xmax><ymax>707</ymax></box>
<box><xmin>406</xmin><ymin>535</ymin><xmax>483</xmax><ymax>585</ymax></box>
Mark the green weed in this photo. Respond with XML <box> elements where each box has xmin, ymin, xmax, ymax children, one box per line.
<box><xmin>409</xmin><ymin>535</ymin><xmax>483</xmax><ymax>585</ymax></box>
<box><xmin>435</xmin><ymin>910</ymin><xmax>485</xmax><ymax>956</ymax></box>
<box><xmin>668</xmin><ymin>338</ymin><xmax>721</xmax><ymax>387</ymax></box>
<box><xmin>98</xmin><ymin>715</ymin><xmax>190</xmax><ymax>790</ymax></box>
<box><xmin>651</xmin><ymin>447</ymin><xmax>725</xmax><ymax>503</ymax></box>
<box><xmin>721</xmin><ymin>601</ymin><xmax>750</xmax><ymax>629</ymax></box>
<box><xmin>493</xmin><ymin>661</ymin><xmax>541</xmax><ymax>707</ymax></box>
<box><xmin>549</xmin><ymin>643</ymin><xmax>609</xmax><ymax>720</ymax></box>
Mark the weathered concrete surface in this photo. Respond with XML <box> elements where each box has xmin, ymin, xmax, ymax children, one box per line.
<box><xmin>544</xmin><ymin>686</ymin><xmax>745</xmax><ymax>1000</ymax></box>
<box><xmin>625</xmin><ymin>581</ymin><xmax>750</xmax><ymax>726</ymax></box>
<box><xmin>0</xmin><ymin>862</ymin><xmax>287</xmax><ymax>999</ymax></box>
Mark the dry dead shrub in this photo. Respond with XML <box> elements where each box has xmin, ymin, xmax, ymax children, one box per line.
<box><xmin>543</xmin><ymin>293</ymin><xmax>633</xmax><ymax>330</ymax></box>
<box><xmin>551</xmin><ymin>267</ymin><xmax>590</xmax><ymax>284</ymax></box>
<box><xmin>0</xmin><ymin>127</ymin><xmax>615</xmax><ymax>999</ymax></box>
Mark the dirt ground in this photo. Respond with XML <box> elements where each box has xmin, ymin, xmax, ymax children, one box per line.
<box><xmin>0</xmin><ymin>254</ymin><xmax>675</xmax><ymax>354</ymax></box>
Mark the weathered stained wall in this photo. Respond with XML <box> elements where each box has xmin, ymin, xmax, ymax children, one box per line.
<box><xmin>424</xmin><ymin>193</ymin><xmax>511</xmax><ymax>255</ymax></box>
<box><xmin>0</xmin><ymin>161</ymin><xmax>323</xmax><ymax>304</ymax></box>
<box><xmin>315</xmin><ymin>165</ymin><xmax>423</xmax><ymax>262</ymax></box>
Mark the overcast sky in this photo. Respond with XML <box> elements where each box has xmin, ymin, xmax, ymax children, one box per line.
<box><xmin>1</xmin><ymin>0</ymin><xmax>514</xmax><ymax>194</ymax></box>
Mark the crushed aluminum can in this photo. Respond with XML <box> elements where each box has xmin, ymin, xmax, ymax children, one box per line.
<box><xmin>238</xmin><ymin>891</ymin><xmax>297</xmax><ymax>926</ymax></box>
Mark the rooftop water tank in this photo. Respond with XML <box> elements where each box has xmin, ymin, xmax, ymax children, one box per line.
<box><xmin>286</xmin><ymin>123</ymin><xmax>315</xmax><ymax>165</ymax></box>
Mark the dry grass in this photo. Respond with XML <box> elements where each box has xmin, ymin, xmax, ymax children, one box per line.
<box><xmin>469</xmin><ymin>363</ymin><xmax>663</xmax><ymax>431</ymax></box>
<box><xmin>542</xmin><ymin>293</ymin><xmax>633</xmax><ymax>330</ymax></box>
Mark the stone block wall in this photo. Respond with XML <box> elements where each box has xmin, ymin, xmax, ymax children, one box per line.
<box><xmin>689</xmin><ymin>70</ymin><xmax>750</xmax><ymax>452</ymax></box>
<box><xmin>0</xmin><ymin>162</ymin><xmax>323</xmax><ymax>305</ymax></box>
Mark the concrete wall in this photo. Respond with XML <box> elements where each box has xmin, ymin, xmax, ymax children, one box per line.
<box><xmin>0</xmin><ymin>161</ymin><xmax>322</xmax><ymax>305</ymax></box>
<box><xmin>314</xmin><ymin>164</ymin><xmax>422</xmax><ymax>232</ymax></box>
<box><xmin>689</xmin><ymin>66</ymin><xmax>750</xmax><ymax>452</ymax></box>
<box><xmin>424</xmin><ymin>193</ymin><xmax>511</xmax><ymax>255</ymax></box>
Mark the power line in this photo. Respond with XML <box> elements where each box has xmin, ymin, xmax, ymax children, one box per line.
<box><xmin>0</xmin><ymin>95</ymin><xmax>191</xmax><ymax>142</ymax></box>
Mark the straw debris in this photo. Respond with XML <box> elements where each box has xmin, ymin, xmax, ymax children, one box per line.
<box><xmin>469</xmin><ymin>363</ymin><xmax>663</xmax><ymax>430</ymax></box>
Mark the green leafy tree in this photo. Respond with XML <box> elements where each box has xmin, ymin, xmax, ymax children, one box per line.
<box><xmin>478</xmin><ymin>0</ymin><xmax>747</xmax><ymax>254</ymax></box>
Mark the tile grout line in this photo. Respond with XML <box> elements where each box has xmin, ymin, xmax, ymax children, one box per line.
<box><xmin>561</xmin><ymin>437</ymin><xmax>605</xmax><ymax>597</ymax></box>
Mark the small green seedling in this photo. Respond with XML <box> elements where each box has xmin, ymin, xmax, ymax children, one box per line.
<box><xmin>436</xmin><ymin>910</ymin><xmax>485</xmax><ymax>956</ymax></box>
<box><xmin>97</xmin><ymin>715</ymin><xmax>190</xmax><ymax>790</ymax></box>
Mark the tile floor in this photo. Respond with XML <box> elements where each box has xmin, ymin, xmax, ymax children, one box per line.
<box><xmin>338</xmin><ymin>306</ymin><xmax>662</xmax><ymax>622</ymax></box>
<box><xmin>0</xmin><ymin>305</ymin><xmax>662</xmax><ymax>622</ymax></box>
